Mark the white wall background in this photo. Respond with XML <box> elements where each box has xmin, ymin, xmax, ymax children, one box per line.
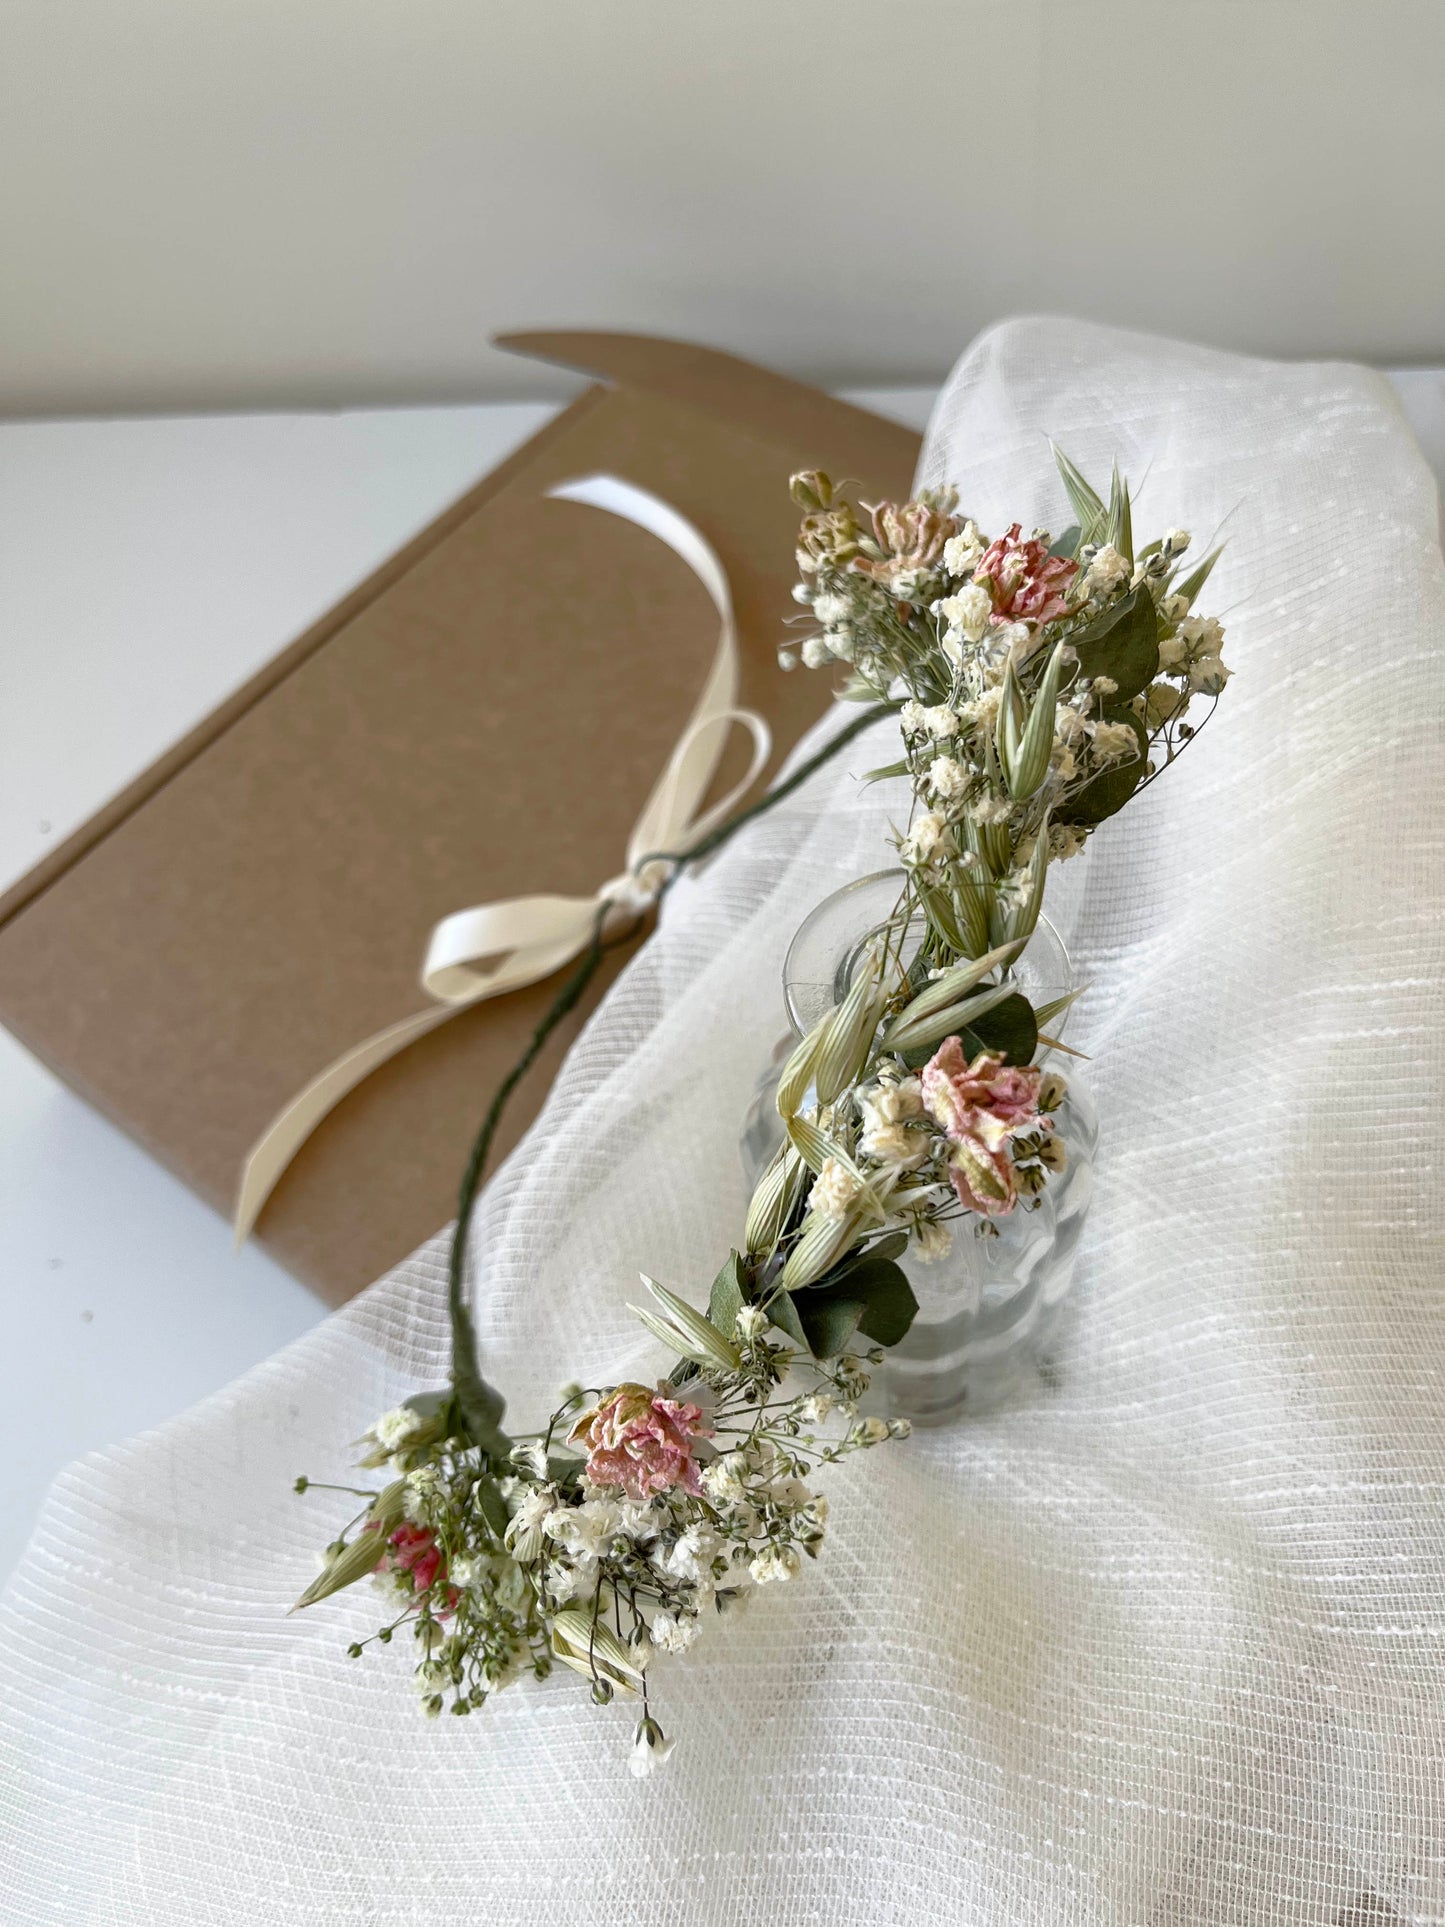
<box><xmin>1</xmin><ymin>0</ymin><xmax>1442</xmax><ymax>417</ymax></box>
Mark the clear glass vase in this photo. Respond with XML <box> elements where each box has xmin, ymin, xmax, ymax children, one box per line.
<box><xmin>740</xmin><ymin>869</ymin><xmax>1097</xmax><ymax>1426</ymax></box>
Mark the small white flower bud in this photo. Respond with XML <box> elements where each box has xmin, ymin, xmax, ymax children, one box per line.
<box><xmin>1189</xmin><ymin>655</ymin><xmax>1231</xmax><ymax>695</ymax></box>
<box><xmin>912</xmin><ymin>1219</ymin><xmax>952</xmax><ymax>1264</ymax></box>
<box><xmin>1037</xmin><ymin>1071</ymin><xmax>1067</xmax><ymax>1112</ymax></box>
<box><xmin>901</xmin><ymin>810</ymin><xmax>949</xmax><ymax>866</ymax></box>
<box><xmin>934</xmin><ymin>582</ymin><xmax>992</xmax><ymax>641</ymax></box>
<box><xmin>942</xmin><ymin>523</ymin><xmax>985</xmax><ymax>575</ymax></box>
<box><xmin>928</xmin><ymin>755</ymin><xmax>969</xmax><ymax>800</ymax></box>
<box><xmin>850</xmin><ymin>1415</ymin><xmax>890</xmax><ymax>1445</ymax></box>
<box><xmin>1085</xmin><ymin>544</ymin><xmax>1131</xmax><ymax>595</ymax></box>
<box><xmin>749</xmin><ymin>1544</ymin><xmax>802</xmax><ymax>1584</ymax></box>
<box><xmin>1090</xmin><ymin>721</ymin><xmax>1140</xmax><ymax>764</ymax></box>
<box><xmin>630</xmin><ymin>1716</ymin><xmax>676</xmax><ymax>1776</ymax></box>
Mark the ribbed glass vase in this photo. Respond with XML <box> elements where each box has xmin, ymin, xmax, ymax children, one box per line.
<box><xmin>741</xmin><ymin>870</ymin><xmax>1097</xmax><ymax>1425</ymax></box>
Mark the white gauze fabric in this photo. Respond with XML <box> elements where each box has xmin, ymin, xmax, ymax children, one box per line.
<box><xmin>2</xmin><ymin>317</ymin><xmax>1443</xmax><ymax>1926</ymax></box>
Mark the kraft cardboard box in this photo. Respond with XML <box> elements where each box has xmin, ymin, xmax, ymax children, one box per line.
<box><xmin>0</xmin><ymin>332</ymin><xmax>921</xmax><ymax>1305</ymax></box>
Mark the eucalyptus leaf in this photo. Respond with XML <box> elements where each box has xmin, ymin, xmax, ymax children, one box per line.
<box><xmin>794</xmin><ymin>1291</ymin><xmax>866</xmax><ymax>1359</ymax></box>
<box><xmin>1049</xmin><ymin>523</ymin><xmax>1081</xmax><ymax>559</ymax></box>
<box><xmin>829</xmin><ymin>1229</ymin><xmax>909</xmax><ymax>1277</ymax></box>
<box><xmin>898</xmin><ymin>987</ymin><xmax>1038</xmax><ymax>1070</ymax></box>
<box><xmin>964</xmin><ymin>990</ymin><xmax>1040</xmax><ymax>1066</ymax></box>
<box><xmin>767</xmin><ymin>1291</ymin><xmax>809</xmax><ymax>1348</ymax></box>
<box><xmin>853</xmin><ymin>1261</ymin><xmax>921</xmax><ymax>1346</ymax></box>
<box><xmin>791</xmin><ymin>1257</ymin><xmax>920</xmax><ymax>1357</ymax></box>
<box><xmin>1070</xmin><ymin>586</ymin><xmax>1159</xmax><ymax>703</ymax></box>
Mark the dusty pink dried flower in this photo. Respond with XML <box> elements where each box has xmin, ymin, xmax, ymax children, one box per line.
<box><xmin>921</xmin><ymin>1038</ymin><xmax>1049</xmax><ymax>1218</ymax></box>
<box><xmin>567</xmin><ymin>1383</ymin><xmax>712</xmax><ymax>1499</ymax></box>
<box><xmin>848</xmin><ymin>493</ymin><xmax>961</xmax><ymax>589</ymax></box>
<box><xmin>380</xmin><ymin>1521</ymin><xmax>459</xmax><ymax>1612</ymax></box>
<box><xmin>975</xmin><ymin>523</ymin><xmax>1077</xmax><ymax>628</ymax></box>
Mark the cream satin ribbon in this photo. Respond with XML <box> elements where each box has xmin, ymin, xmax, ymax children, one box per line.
<box><xmin>235</xmin><ymin>473</ymin><xmax>771</xmax><ymax>1244</ymax></box>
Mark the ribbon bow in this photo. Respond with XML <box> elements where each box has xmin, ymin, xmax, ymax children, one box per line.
<box><xmin>234</xmin><ymin>474</ymin><xmax>771</xmax><ymax>1243</ymax></box>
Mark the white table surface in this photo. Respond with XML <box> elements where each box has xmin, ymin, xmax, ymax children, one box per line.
<box><xmin>2</xmin><ymin>373</ymin><xmax>1441</xmax><ymax>1583</ymax></box>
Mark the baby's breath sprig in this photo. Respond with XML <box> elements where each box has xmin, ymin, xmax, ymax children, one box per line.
<box><xmin>295</xmin><ymin>1283</ymin><xmax>906</xmax><ymax>1761</ymax></box>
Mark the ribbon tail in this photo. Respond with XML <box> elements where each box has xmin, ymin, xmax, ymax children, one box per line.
<box><xmin>234</xmin><ymin>1003</ymin><xmax>459</xmax><ymax>1246</ymax></box>
<box><xmin>236</xmin><ymin>906</ymin><xmax>602</xmax><ymax>1245</ymax></box>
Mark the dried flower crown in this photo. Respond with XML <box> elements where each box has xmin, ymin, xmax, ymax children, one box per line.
<box><xmin>293</xmin><ymin>449</ymin><xmax>1231</xmax><ymax>1771</ymax></box>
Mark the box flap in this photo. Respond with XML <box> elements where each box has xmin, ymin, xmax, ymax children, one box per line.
<box><xmin>498</xmin><ymin>330</ymin><xmax>920</xmax><ymax>475</ymax></box>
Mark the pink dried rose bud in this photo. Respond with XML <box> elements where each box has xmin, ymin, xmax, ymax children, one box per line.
<box><xmin>567</xmin><ymin>1382</ymin><xmax>712</xmax><ymax>1499</ymax></box>
<box><xmin>381</xmin><ymin>1521</ymin><xmax>458</xmax><ymax>1610</ymax></box>
<box><xmin>921</xmin><ymin>1038</ymin><xmax>1044</xmax><ymax>1147</ymax></box>
<box><xmin>922</xmin><ymin>1037</ymin><xmax>1051</xmax><ymax>1219</ymax></box>
<box><xmin>975</xmin><ymin>522</ymin><xmax>1077</xmax><ymax>628</ymax></box>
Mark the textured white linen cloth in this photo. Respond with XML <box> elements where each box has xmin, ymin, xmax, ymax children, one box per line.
<box><xmin>3</xmin><ymin>318</ymin><xmax>1443</xmax><ymax>1925</ymax></box>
